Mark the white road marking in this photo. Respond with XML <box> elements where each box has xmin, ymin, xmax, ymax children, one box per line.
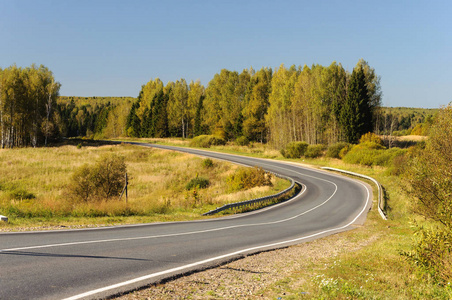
<box><xmin>62</xmin><ymin>181</ymin><xmax>371</xmax><ymax>300</ymax></box>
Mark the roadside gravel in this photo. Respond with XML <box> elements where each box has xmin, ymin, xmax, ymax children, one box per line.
<box><xmin>114</xmin><ymin>227</ymin><xmax>380</xmax><ymax>299</ymax></box>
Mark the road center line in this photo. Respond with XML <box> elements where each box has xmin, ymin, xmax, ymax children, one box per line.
<box><xmin>1</xmin><ymin>165</ymin><xmax>342</xmax><ymax>253</ymax></box>
<box><xmin>62</xmin><ymin>180</ymin><xmax>371</xmax><ymax>300</ymax></box>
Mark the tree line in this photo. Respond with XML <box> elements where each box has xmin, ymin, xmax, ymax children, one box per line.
<box><xmin>0</xmin><ymin>64</ymin><xmax>61</xmax><ymax>148</ymax></box>
<box><xmin>126</xmin><ymin>59</ymin><xmax>382</xmax><ymax>148</ymax></box>
<box><xmin>1</xmin><ymin>60</ymin><xmax>381</xmax><ymax>148</ymax></box>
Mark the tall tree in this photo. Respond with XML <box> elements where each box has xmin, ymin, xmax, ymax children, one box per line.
<box><xmin>266</xmin><ymin>64</ymin><xmax>298</xmax><ymax>148</ymax></box>
<box><xmin>242</xmin><ymin>67</ymin><xmax>272</xmax><ymax>142</ymax></box>
<box><xmin>188</xmin><ymin>80</ymin><xmax>205</xmax><ymax>137</ymax></box>
<box><xmin>340</xmin><ymin>65</ymin><xmax>372</xmax><ymax>143</ymax></box>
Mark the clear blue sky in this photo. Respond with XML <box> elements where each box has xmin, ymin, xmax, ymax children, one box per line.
<box><xmin>1</xmin><ymin>0</ymin><xmax>451</xmax><ymax>108</ymax></box>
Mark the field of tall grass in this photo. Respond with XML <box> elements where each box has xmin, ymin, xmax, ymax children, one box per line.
<box><xmin>0</xmin><ymin>142</ymin><xmax>289</xmax><ymax>229</ymax></box>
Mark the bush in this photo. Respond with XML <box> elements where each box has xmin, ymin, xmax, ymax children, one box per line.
<box><xmin>326</xmin><ymin>142</ymin><xmax>351</xmax><ymax>159</ymax></box>
<box><xmin>189</xmin><ymin>135</ymin><xmax>226</xmax><ymax>148</ymax></box>
<box><xmin>281</xmin><ymin>141</ymin><xmax>308</xmax><ymax>158</ymax></box>
<box><xmin>185</xmin><ymin>175</ymin><xmax>210</xmax><ymax>190</ymax></box>
<box><xmin>343</xmin><ymin>143</ymin><xmax>407</xmax><ymax>167</ymax></box>
<box><xmin>359</xmin><ymin>132</ymin><xmax>383</xmax><ymax>145</ymax></box>
<box><xmin>68</xmin><ymin>154</ymin><xmax>127</xmax><ymax>202</ymax></box>
<box><xmin>236</xmin><ymin>136</ymin><xmax>250</xmax><ymax>146</ymax></box>
<box><xmin>8</xmin><ymin>188</ymin><xmax>36</xmax><ymax>200</ymax></box>
<box><xmin>305</xmin><ymin>144</ymin><xmax>326</xmax><ymax>158</ymax></box>
<box><xmin>227</xmin><ymin>167</ymin><xmax>273</xmax><ymax>192</ymax></box>
<box><xmin>202</xmin><ymin>158</ymin><xmax>214</xmax><ymax>168</ymax></box>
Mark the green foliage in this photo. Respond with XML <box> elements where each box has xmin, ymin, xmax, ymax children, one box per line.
<box><xmin>68</xmin><ymin>154</ymin><xmax>127</xmax><ymax>202</ymax></box>
<box><xmin>305</xmin><ymin>144</ymin><xmax>326</xmax><ymax>158</ymax></box>
<box><xmin>189</xmin><ymin>135</ymin><xmax>226</xmax><ymax>148</ymax></box>
<box><xmin>281</xmin><ymin>141</ymin><xmax>308</xmax><ymax>158</ymax></box>
<box><xmin>404</xmin><ymin>105</ymin><xmax>452</xmax><ymax>283</ymax></box>
<box><xmin>8</xmin><ymin>188</ymin><xmax>36</xmax><ymax>200</ymax></box>
<box><xmin>202</xmin><ymin>158</ymin><xmax>214</xmax><ymax>168</ymax></box>
<box><xmin>340</xmin><ymin>65</ymin><xmax>374</xmax><ymax>144</ymax></box>
<box><xmin>343</xmin><ymin>142</ymin><xmax>390</xmax><ymax>166</ymax></box>
<box><xmin>326</xmin><ymin>142</ymin><xmax>351</xmax><ymax>158</ymax></box>
<box><xmin>0</xmin><ymin>64</ymin><xmax>61</xmax><ymax>148</ymax></box>
<box><xmin>236</xmin><ymin>136</ymin><xmax>250</xmax><ymax>146</ymax></box>
<box><xmin>185</xmin><ymin>176</ymin><xmax>210</xmax><ymax>190</ymax></box>
<box><xmin>402</xmin><ymin>224</ymin><xmax>452</xmax><ymax>284</ymax></box>
<box><xmin>227</xmin><ymin>167</ymin><xmax>272</xmax><ymax>192</ymax></box>
<box><xmin>359</xmin><ymin>132</ymin><xmax>383</xmax><ymax>144</ymax></box>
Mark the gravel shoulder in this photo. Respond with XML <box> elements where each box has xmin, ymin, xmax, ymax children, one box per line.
<box><xmin>114</xmin><ymin>225</ymin><xmax>381</xmax><ymax>300</ymax></box>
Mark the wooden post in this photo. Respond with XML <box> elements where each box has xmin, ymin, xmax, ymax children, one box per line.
<box><xmin>119</xmin><ymin>172</ymin><xmax>129</xmax><ymax>203</ymax></box>
<box><xmin>125</xmin><ymin>172</ymin><xmax>128</xmax><ymax>204</ymax></box>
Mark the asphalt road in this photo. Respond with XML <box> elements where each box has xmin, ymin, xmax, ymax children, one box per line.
<box><xmin>0</xmin><ymin>143</ymin><xmax>371</xmax><ymax>300</ymax></box>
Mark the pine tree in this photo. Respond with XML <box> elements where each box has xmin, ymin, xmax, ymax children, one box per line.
<box><xmin>341</xmin><ymin>65</ymin><xmax>372</xmax><ymax>143</ymax></box>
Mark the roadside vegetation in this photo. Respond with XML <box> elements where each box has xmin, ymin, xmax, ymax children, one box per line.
<box><xmin>0</xmin><ymin>142</ymin><xmax>290</xmax><ymax>229</ymax></box>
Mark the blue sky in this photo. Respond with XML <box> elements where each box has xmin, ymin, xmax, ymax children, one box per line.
<box><xmin>1</xmin><ymin>0</ymin><xmax>450</xmax><ymax>108</ymax></box>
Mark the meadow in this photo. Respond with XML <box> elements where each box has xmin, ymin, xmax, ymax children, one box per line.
<box><xmin>0</xmin><ymin>141</ymin><xmax>289</xmax><ymax>229</ymax></box>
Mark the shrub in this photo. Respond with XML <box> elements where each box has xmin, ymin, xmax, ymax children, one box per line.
<box><xmin>185</xmin><ymin>175</ymin><xmax>210</xmax><ymax>190</ymax></box>
<box><xmin>236</xmin><ymin>136</ymin><xmax>250</xmax><ymax>146</ymax></box>
<box><xmin>227</xmin><ymin>167</ymin><xmax>272</xmax><ymax>192</ymax></box>
<box><xmin>343</xmin><ymin>144</ymin><xmax>381</xmax><ymax>166</ymax></box>
<box><xmin>343</xmin><ymin>143</ymin><xmax>407</xmax><ymax>167</ymax></box>
<box><xmin>189</xmin><ymin>135</ymin><xmax>226</xmax><ymax>148</ymax></box>
<box><xmin>305</xmin><ymin>144</ymin><xmax>326</xmax><ymax>158</ymax></box>
<box><xmin>338</xmin><ymin>143</ymin><xmax>353</xmax><ymax>158</ymax></box>
<box><xmin>68</xmin><ymin>154</ymin><xmax>127</xmax><ymax>202</ymax></box>
<box><xmin>202</xmin><ymin>158</ymin><xmax>214</xmax><ymax>168</ymax></box>
<box><xmin>359</xmin><ymin>132</ymin><xmax>383</xmax><ymax>145</ymax></box>
<box><xmin>8</xmin><ymin>188</ymin><xmax>36</xmax><ymax>200</ymax></box>
<box><xmin>281</xmin><ymin>141</ymin><xmax>308</xmax><ymax>158</ymax></box>
<box><xmin>326</xmin><ymin>142</ymin><xmax>351</xmax><ymax>159</ymax></box>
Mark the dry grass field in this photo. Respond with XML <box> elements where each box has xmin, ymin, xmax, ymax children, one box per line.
<box><xmin>0</xmin><ymin>142</ymin><xmax>289</xmax><ymax>229</ymax></box>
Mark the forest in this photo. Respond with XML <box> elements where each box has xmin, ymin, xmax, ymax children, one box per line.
<box><xmin>125</xmin><ymin>59</ymin><xmax>382</xmax><ymax>148</ymax></box>
<box><xmin>0</xmin><ymin>60</ymin><xmax>435</xmax><ymax>149</ymax></box>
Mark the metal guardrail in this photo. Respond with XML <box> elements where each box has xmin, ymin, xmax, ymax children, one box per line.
<box><xmin>203</xmin><ymin>173</ymin><xmax>298</xmax><ymax>216</ymax></box>
<box><xmin>321</xmin><ymin>167</ymin><xmax>387</xmax><ymax>220</ymax></box>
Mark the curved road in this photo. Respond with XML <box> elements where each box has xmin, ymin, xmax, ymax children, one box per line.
<box><xmin>0</xmin><ymin>143</ymin><xmax>371</xmax><ymax>300</ymax></box>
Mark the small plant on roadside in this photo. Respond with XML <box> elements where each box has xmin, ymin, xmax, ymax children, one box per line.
<box><xmin>227</xmin><ymin>166</ymin><xmax>272</xmax><ymax>192</ymax></box>
<box><xmin>236</xmin><ymin>136</ymin><xmax>250</xmax><ymax>146</ymax></box>
<box><xmin>67</xmin><ymin>153</ymin><xmax>127</xmax><ymax>202</ymax></box>
<box><xmin>189</xmin><ymin>135</ymin><xmax>226</xmax><ymax>148</ymax></box>
<box><xmin>281</xmin><ymin>141</ymin><xmax>308</xmax><ymax>158</ymax></box>
<box><xmin>185</xmin><ymin>174</ymin><xmax>210</xmax><ymax>190</ymax></box>
<box><xmin>202</xmin><ymin>158</ymin><xmax>214</xmax><ymax>168</ymax></box>
<box><xmin>8</xmin><ymin>188</ymin><xmax>36</xmax><ymax>201</ymax></box>
<box><xmin>326</xmin><ymin>142</ymin><xmax>351</xmax><ymax>159</ymax></box>
<box><xmin>305</xmin><ymin>144</ymin><xmax>326</xmax><ymax>158</ymax></box>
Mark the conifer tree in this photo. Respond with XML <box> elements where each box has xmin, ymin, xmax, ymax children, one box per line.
<box><xmin>340</xmin><ymin>65</ymin><xmax>372</xmax><ymax>143</ymax></box>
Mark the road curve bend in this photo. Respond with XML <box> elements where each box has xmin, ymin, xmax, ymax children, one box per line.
<box><xmin>0</xmin><ymin>143</ymin><xmax>372</xmax><ymax>300</ymax></box>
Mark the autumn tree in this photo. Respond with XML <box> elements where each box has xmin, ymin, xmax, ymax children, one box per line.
<box><xmin>0</xmin><ymin>64</ymin><xmax>61</xmax><ymax>148</ymax></box>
